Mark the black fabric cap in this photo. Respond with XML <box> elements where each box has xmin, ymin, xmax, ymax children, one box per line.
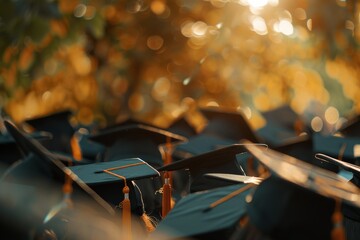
<box><xmin>158</xmin><ymin>144</ymin><xmax>250</xmax><ymax>193</ymax></box>
<box><xmin>200</xmin><ymin>107</ymin><xmax>259</xmax><ymax>142</ymax></box>
<box><xmin>152</xmin><ymin>183</ymin><xmax>251</xmax><ymax>240</ymax></box>
<box><xmin>2</xmin><ymin>120</ymin><xmax>115</xmax><ymax>216</ymax></box>
<box><xmin>313</xmin><ymin>133</ymin><xmax>360</xmax><ymax>164</ymax></box>
<box><xmin>89</xmin><ymin>124</ymin><xmax>187</xmax><ymax>167</ymax></box>
<box><xmin>23</xmin><ymin>110</ymin><xmax>75</xmax><ymax>154</ymax></box>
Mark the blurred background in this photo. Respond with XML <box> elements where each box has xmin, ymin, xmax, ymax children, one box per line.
<box><xmin>1</xmin><ymin>0</ymin><xmax>359</xmax><ymax>132</ymax></box>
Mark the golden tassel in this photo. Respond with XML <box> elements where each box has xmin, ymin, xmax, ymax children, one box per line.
<box><xmin>331</xmin><ymin>200</ymin><xmax>346</xmax><ymax>240</ymax></box>
<box><xmin>70</xmin><ymin>135</ymin><xmax>82</xmax><ymax>161</ymax></box>
<box><xmin>140</xmin><ymin>213</ymin><xmax>156</xmax><ymax>233</ymax></box>
<box><xmin>162</xmin><ymin>171</ymin><xmax>171</xmax><ymax>217</ymax></box>
<box><xmin>122</xmin><ymin>185</ymin><xmax>132</xmax><ymax>240</ymax></box>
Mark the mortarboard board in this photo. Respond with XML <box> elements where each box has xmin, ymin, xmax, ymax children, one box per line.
<box><xmin>2</xmin><ymin>120</ymin><xmax>115</xmax><ymax>216</ymax></box>
<box><xmin>261</xmin><ymin>104</ymin><xmax>309</xmax><ymax>134</ymax></box>
<box><xmin>313</xmin><ymin>133</ymin><xmax>360</xmax><ymax>164</ymax></box>
<box><xmin>240</xmin><ymin>142</ymin><xmax>360</xmax><ymax>240</ymax></box>
<box><xmin>199</xmin><ymin>107</ymin><xmax>260</xmax><ymax>142</ymax></box>
<box><xmin>98</xmin><ymin>116</ymin><xmax>160</xmax><ymax>133</ymax></box>
<box><xmin>23</xmin><ymin>109</ymin><xmax>75</xmax><ymax>154</ymax></box>
<box><xmin>166</xmin><ymin>116</ymin><xmax>197</xmax><ymax>138</ymax></box>
<box><xmin>89</xmin><ymin>124</ymin><xmax>187</xmax><ymax>167</ymax></box>
<box><xmin>173</xmin><ymin>134</ymin><xmax>237</xmax><ymax>160</ymax></box>
<box><xmin>151</xmin><ymin>183</ymin><xmax>252</xmax><ymax>240</ymax></box>
<box><xmin>0</xmin><ymin>130</ymin><xmax>52</xmax><ymax>167</ymax></box>
<box><xmin>68</xmin><ymin>158</ymin><xmax>160</xmax><ymax>213</ymax></box>
<box><xmin>273</xmin><ymin>134</ymin><xmax>338</xmax><ymax>172</ymax></box>
<box><xmin>337</xmin><ymin>115</ymin><xmax>360</xmax><ymax>138</ymax></box>
<box><xmin>256</xmin><ymin>120</ymin><xmax>304</xmax><ymax>148</ymax></box>
<box><xmin>158</xmin><ymin>144</ymin><xmax>255</xmax><ymax>193</ymax></box>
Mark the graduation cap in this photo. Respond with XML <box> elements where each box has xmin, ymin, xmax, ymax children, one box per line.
<box><xmin>241</xmin><ymin>142</ymin><xmax>360</xmax><ymax>240</ymax></box>
<box><xmin>256</xmin><ymin>121</ymin><xmax>304</xmax><ymax>148</ymax></box>
<box><xmin>199</xmin><ymin>107</ymin><xmax>260</xmax><ymax>142</ymax></box>
<box><xmin>273</xmin><ymin>134</ymin><xmax>338</xmax><ymax>172</ymax></box>
<box><xmin>313</xmin><ymin>133</ymin><xmax>360</xmax><ymax>164</ymax></box>
<box><xmin>2</xmin><ymin>120</ymin><xmax>115</xmax><ymax>217</ymax></box>
<box><xmin>0</xmin><ymin>130</ymin><xmax>52</xmax><ymax>167</ymax></box>
<box><xmin>152</xmin><ymin>183</ymin><xmax>252</xmax><ymax>240</ymax></box>
<box><xmin>261</xmin><ymin>105</ymin><xmax>308</xmax><ymax>134</ymax></box>
<box><xmin>89</xmin><ymin>124</ymin><xmax>187</xmax><ymax>167</ymax></box>
<box><xmin>23</xmin><ymin>110</ymin><xmax>75</xmax><ymax>154</ymax></box>
<box><xmin>337</xmin><ymin>115</ymin><xmax>360</xmax><ymax>138</ymax></box>
<box><xmin>173</xmin><ymin>134</ymin><xmax>237</xmax><ymax>160</ymax></box>
<box><xmin>98</xmin><ymin>116</ymin><xmax>159</xmax><ymax>133</ymax></box>
<box><xmin>166</xmin><ymin>115</ymin><xmax>197</xmax><ymax>138</ymax></box>
<box><xmin>157</xmin><ymin>144</ymin><xmax>259</xmax><ymax>193</ymax></box>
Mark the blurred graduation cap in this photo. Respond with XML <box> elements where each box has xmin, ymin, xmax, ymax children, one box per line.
<box><xmin>337</xmin><ymin>115</ymin><xmax>360</xmax><ymax>138</ymax></box>
<box><xmin>152</xmin><ymin>183</ymin><xmax>251</xmax><ymax>240</ymax></box>
<box><xmin>98</xmin><ymin>116</ymin><xmax>159</xmax><ymax>133</ymax></box>
<box><xmin>261</xmin><ymin>105</ymin><xmax>309</xmax><ymax>134</ymax></box>
<box><xmin>23</xmin><ymin>109</ymin><xmax>75</xmax><ymax>154</ymax></box>
<box><xmin>315</xmin><ymin>153</ymin><xmax>360</xmax><ymax>239</ymax></box>
<box><xmin>199</xmin><ymin>107</ymin><xmax>260</xmax><ymax>142</ymax></box>
<box><xmin>313</xmin><ymin>133</ymin><xmax>360</xmax><ymax>164</ymax></box>
<box><xmin>273</xmin><ymin>134</ymin><xmax>338</xmax><ymax>172</ymax></box>
<box><xmin>89</xmin><ymin>124</ymin><xmax>187</xmax><ymax>167</ymax></box>
<box><xmin>256</xmin><ymin>121</ymin><xmax>304</xmax><ymax>148</ymax></box>
<box><xmin>166</xmin><ymin>115</ymin><xmax>197</xmax><ymax>138</ymax></box>
<box><xmin>157</xmin><ymin>144</ymin><xmax>258</xmax><ymax>193</ymax></box>
<box><xmin>0</xmin><ymin>130</ymin><xmax>52</xmax><ymax>167</ymax></box>
<box><xmin>239</xmin><ymin>142</ymin><xmax>360</xmax><ymax>240</ymax></box>
<box><xmin>0</xmin><ymin>182</ymin><xmax>43</xmax><ymax>239</ymax></box>
<box><xmin>2</xmin><ymin>120</ymin><xmax>115</xmax><ymax>217</ymax></box>
<box><xmin>173</xmin><ymin>134</ymin><xmax>237</xmax><ymax>160</ymax></box>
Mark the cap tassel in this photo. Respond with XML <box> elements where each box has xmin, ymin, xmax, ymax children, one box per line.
<box><xmin>103</xmin><ymin>168</ymin><xmax>136</xmax><ymax>240</ymax></box>
<box><xmin>162</xmin><ymin>171</ymin><xmax>171</xmax><ymax>217</ymax></box>
<box><xmin>140</xmin><ymin>213</ymin><xmax>156</xmax><ymax>233</ymax></box>
<box><xmin>70</xmin><ymin>134</ymin><xmax>82</xmax><ymax>161</ymax></box>
<box><xmin>294</xmin><ymin>118</ymin><xmax>304</xmax><ymax>135</ymax></box>
<box><xmin>331</xmin><ymin>199</ymin><xmax>346</xmax><ymax>240</ymax></box>
<box><xmin>122</xmin><ymin>185</ymin><xmax>132</xmax><ymax>240</ymax></box>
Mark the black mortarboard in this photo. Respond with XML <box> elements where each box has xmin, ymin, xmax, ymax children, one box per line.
<box><xmin>89</xmin><ymin>124</ymin><xmax>187</xmax><ymax>168</ymax></box>
<box><xmin>151</xmin><ymin>183</ymin><xmax>251</xmax><ymax>240</ymax></box>
<box><xmin>261</xmin><ymin>105</ymin><xmax>309</xmax><ymax>133</ymax></box>
<box><xmin>199</xmin><ymin>107</ymin><xmax>260</xmax><ymax>142</ymax></box>
<box><xmin>173</xmin><ymin>134</ymin><xmax>237</xmax><ymax>160</ymax></box>
<box><xmin>313</xmin><ymin>133</ymin><xmax>360</xmax><ymax>164</ymax></box>
<box><xmin>337</xmin><ymin>115</ymin><xmax>360</xmax><ymax>138</ymax></box>
<box><xmin>2</xmin><ymin>120</ymin><xmax>115</xmax><ymax>216</ymax></box>
<box><xmin>68</xmin><ymin>158</ymin><xmax>160</xmax><ymax>215</ymax></box>
<box><xmin>158</xmin><ymin>144</ymin><xmax>251</xmax><ymax>193</ymax></box>
<box><xmin>273</xmin><ymin>134</ymin><xmax>338</xmax><ymax>172</ymax></box>
<box><xmin>98</xmin><ymin>116</ymin><xmax>159</xmax><ymax>133</ymax></box>
<box><xmin>256</xmin><ymin>121</ymin><xmax>303</xmax><ymax>148</ymax></box>
<box><xmin>241</xmin><ymin>142</ymin><xmax>360</xmax><ymax>240</ymax></box>
<box><xmin>315</xmin><ymin>153</ymin><xmax>360</xmax><ymax>233</ymax></box>
<box><xmin>24</xmin><ymin>110</ymin><xmax>75</xmax><ymax>154</ymax></box>
<box><xmin>166</xmin><ymin>115</ymin><xmax>197</xmax><ymax>138</ymax></box>
<box><xmin>0</xmin><ymin>130</ymin><xmax>52</xmax><ymax>167</ymax></box>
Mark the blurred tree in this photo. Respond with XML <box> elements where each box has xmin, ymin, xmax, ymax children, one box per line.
<box><xmin>0</xmin><ymin>0</ymin><xmax>359</xmax><ymax>131</ymax></box>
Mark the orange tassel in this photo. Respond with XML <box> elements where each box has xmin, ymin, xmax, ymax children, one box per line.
<box><xmin>122</xmin><ymin>185</ymin><xmax>132</xmax><ymax>240</ymax></box>
<box><xmin>140</xmin><ymin>213</ymin><xmax>156</xmax><ymax>233</ymax></box>
<box><xmin>331</xmin><ymin>200</ymin><xmax>346</xmax><ymax>240</ymax></box>
<box><xmin>70</xmin><ymin>135</ymin><xmax>82</xmax><ymax>161</ymax></box>
<box><xmin>162</xmin><ymin>171</ymin><xmax>171</xmax><ymax>217</ymax></box>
